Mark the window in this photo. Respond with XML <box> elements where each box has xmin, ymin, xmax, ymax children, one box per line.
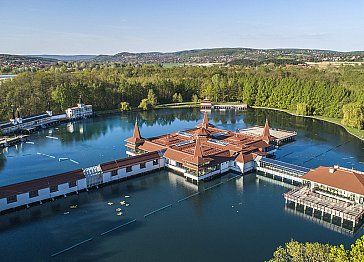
<box><xmin>126</xmin><ymin>166</ymin><xmax>132</xmax><ymax>173</ymax></box>
<box><xmin>111</xmin><ymin>170</ymin><xmax>118</xmax><ymax>176</ymax></box>
<box><xmin>153</xmin><ymin>159</ymin><xmax>159</xmax><ymax>166</ymax></box>
<box><xmin>68</xmin><ymin>181</ymin><xmax>77</xmax><ymax>188</ymax></box>
<box><xmin>29</xmin><ymin>190</ymin><xmax>39</xmax><ymax>198</ymax></box>
<box><xmin>50</xmin><ymin>185</ymin><xmax>58</xmax><ymax>193</ymax></box>
<box><xmin>7</xmin><ymin>195</ymin><xmax>17</xmax><ymax>204</ymax></box>
<box><xmin>140</xmin><ymin>163</ymin><xmax>146</xmax><ymax>169</ymax></box>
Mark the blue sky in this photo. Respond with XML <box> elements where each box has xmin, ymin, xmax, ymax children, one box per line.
<box><xmin>0</xmin><ymin>0</ymin><xmax>363</xmax><ymax>54</ymax></box>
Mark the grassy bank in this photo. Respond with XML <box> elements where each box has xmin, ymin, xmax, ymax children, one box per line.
<box><xmin>251</xmin><ymin>106</ymin><xmax>364</xmax><ymax>141</ymax></box>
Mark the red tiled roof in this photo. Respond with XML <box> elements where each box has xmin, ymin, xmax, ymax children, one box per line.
<box><xmin>302</xmin><ymin>166</ymin><xmax>364</xmax><ymax>195</ymax></box>
<box><xmin>0</xmin><ymin>169</ymin><xmax>85</xmax><ymax>199</ymax></box>
<box><xmin>100</xmin><ymin>151</ymin><xmax>161</xmax><ymax>172</ymax></box>
<box><xmin>234</xmin><ymin>152</ymin><xmax>255</xmax><ymax>163</ymax></box>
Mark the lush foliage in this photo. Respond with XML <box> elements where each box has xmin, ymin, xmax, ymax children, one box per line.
<box><xmin>0</xmin><ymin>64</ymin><xmax>363</xmax><ymax>129</ymax></box>
<box><xmin>120</xmin><ymin>101</ymin><xmax>131</xmax><ymax>111</ymax></box>
<box><xmin>269</xmin><ymin>236</ymin><xmax>364</xmax><ymax>262</ymax></box>
<box><xmin>342</xmin><ymin>103</ymin><xmax>364</xmax><ymax>129</ymax></box>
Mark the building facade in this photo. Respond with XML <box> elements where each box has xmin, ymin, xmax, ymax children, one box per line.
<box><xmin>125</xmin><ymin>113</ymin><xmax>275</xmax><ymax>183</ymax></box>
<box><xmin>65</xmin><ymin>95</ymin><xmax>93</xmax><ymax>120</ymax></box>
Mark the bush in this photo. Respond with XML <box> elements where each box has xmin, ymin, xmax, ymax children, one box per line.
<box><xmin>120</xmin><ymin>101</ymin><xmax>131</xmax><ymax>111</ymax></box>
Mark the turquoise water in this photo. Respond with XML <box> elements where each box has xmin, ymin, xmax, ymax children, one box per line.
<box><xmin>0</xmin><ymin>108</ymin><xmax>363</xmax><ymax>261</ymax></box>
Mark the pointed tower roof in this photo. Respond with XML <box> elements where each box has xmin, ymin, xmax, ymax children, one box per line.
<box><xmin>133</xmin><ymin>120</ymin><xmax>141</xmax><ymax>139</ymax></box>
<box><xmin>183</xmin><ymin>138</ymin><xmax>212</xmax><ymax>167</ymax></box>
<box><xmin>203</xmin><ymin>112</ymin><xmax>209</xmax><ymax>128</ymax></box>
<box><xmin>125</xmin><ymin>120</ymin><xmax>144</xmax><ymax>145</ymax></box>
<box><xmin>262</xmin><ymin>118</ymin><xmax>271</xmax><ymax>143</ymax></box>
<box><xmin>194</xmin><ymin>138</ymin><xmax>203</xmax><ymax>158</ymax></box>
<box><xmin>197</xmin><ymin>112</ymin><xmax>215</xmax><ymax>129</ymax></box>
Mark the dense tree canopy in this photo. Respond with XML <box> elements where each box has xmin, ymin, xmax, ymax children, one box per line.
<box><xmin>269</xmin><ymin>236</ymin><xmax>364</xmax><ymax>262</ymax></box>
<box><xmin>0</xmin><ymin>64</ymin><xmax>363</xmax><ymax>129</ymax></box>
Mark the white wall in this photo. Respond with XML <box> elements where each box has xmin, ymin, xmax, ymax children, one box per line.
<box><xmin>0</xmin><ymin>178</ymin><xmax>87</xmax><ymax>212</ymax></box>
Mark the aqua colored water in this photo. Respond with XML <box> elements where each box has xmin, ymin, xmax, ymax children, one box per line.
<box><xmin>0</xmin><ymin>108</ymin><xmax>363</xmax><ymax>262</ymax></box>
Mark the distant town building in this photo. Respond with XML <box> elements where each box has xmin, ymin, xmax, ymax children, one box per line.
<box><xmin>200</xmin><ymin>98</ymin><xmax>247</xmax><ymax>111</ymax></box>
<box><xmin>0</xmin><ymin>102</ymin><xmax>65</xmax><ymax>135</ymax></box>
<box><xmin>65</xmin><ymin>95</ymin><xmax>93</xmax><ymax>120</ymax></box>
<box><xmin>200</xmin><ymin>98</ymin><xmax>212</xmax><ymax>110</ymax></box>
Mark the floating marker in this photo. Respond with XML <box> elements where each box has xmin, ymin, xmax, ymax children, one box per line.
<box><xmin>177</xmin><ymin>192</ymin><xmax>200</xmax><ymax>203</ymax></box>
<box><xmin>51</xmin><ymin>238</ymin><xmax>93</xmax><ymax>257</ymax></box>
<box><xmin>59</xmin><ymin>157</ymin><xmax>68</xmax><ymax>161</ymax></box>
<box><xmin>69</xmin><ymin>159</ymin><xmax>79</xmax><ymax>164</ymax></box>
<box><xmin>100</xmin><ymin>219</ymin><xmax>137</xmax><ymax>236</ymax></box>
<box><xmin>46</xmin><ymin>135</ymin><xmax>59</xmax><ymax>140</ymax></box>
<box><xmin>144</xmin><ymin>204</ymin><xmax>172</xmax><ymax>218</ymax></box>
<box><xmin>37</xmin><ymin>152</ymin><xmax>56</xmax><ymax>159</ymax></box>
<box><xmin>204</xmin><ymin>182</ymin><xmax>224</xmax><ymax>191</ymax></box>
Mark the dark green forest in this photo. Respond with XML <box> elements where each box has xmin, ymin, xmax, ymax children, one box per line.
<box><xmin>0</xmin><ymin>64</ymin><xmax>363</xmax><ymax>129</ymax></box>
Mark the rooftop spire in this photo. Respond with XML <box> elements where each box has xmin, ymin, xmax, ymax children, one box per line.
<box><xmin>47</xmin><ymin>101</ymin><xmax>51</xmax><ymax>111</ymax></box>
<box><xmin>262</xmin><ymin>118</ymin><xmax>271</xmax><ymax>143</ymax></box>
<box><xmin>203</xmin><ymin>112</ymin><xmax>209</xmax><ymax>129</ymax></box>
<box><xmin>133</xmin><ymin>120</ymin><xmax>141</xmax><ymax>140</ymax></box>
<box><xmin>193</xmin><ymin>138</ymin><xmax>203</xmax><ymax>158</ymax></box>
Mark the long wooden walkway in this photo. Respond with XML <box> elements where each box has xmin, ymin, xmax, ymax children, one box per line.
<box><xmin>256</xmin><ymin>157</ymin><xmax>310</xmax><ymax>184</ymax></box>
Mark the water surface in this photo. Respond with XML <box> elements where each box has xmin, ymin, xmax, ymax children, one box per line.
<box><xmin>0</xmin><ymin>108</ymin><xmax>363</xmax><ymax>262</ymax></box>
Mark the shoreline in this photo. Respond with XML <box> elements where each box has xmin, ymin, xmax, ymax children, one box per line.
<box><xmin>251</xmin><ymin>106</ymin><xmax>364</xmax><ymax>141</ymax></box>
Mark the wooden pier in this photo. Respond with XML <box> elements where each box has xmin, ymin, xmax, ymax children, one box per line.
<box><xmin>0</xmin><ymin>135</ymin><xmax>29</xmax><ymax>148</ymax></box>
<box><xmin>284</xmin><ymin>186</ymin><xmax>364</xmax><ymax>230</ymax></box>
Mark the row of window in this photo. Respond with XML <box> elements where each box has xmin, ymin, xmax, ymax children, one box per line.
<box><xmin>5</xmin><ymin>181</ymin><xmax>78</xmax><ymax>204</ymax></box>
<box><xmin>112</xmin><ymin>160</ymin><xmax>159</xmax><ymax>176</ymax></box>
<box><xmin>5</xmin><ymin>159</ymin><xmax>161</xmax><ymax>204</ymax></box>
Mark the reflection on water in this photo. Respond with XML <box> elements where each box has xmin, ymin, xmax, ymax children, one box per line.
<box><xmin>0</xmin><ymin>107</ymin><xmax>364</xmax><ymax>262</ymax></box>
<box><xmin>284</xmin><ymin>206</ymin><xmax>355</xmax><ymax>237</ymax></box>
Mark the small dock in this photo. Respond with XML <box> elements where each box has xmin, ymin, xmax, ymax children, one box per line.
<box><xmin>239</xmin><ymin>126</ymin><xmax>296</xmax><ymax>145</ymax></box>
<box><xmin>0</xmin><ymin>135</ymin><xmax>29</xmax><ymax>148</ymax></box>
<box><xmin>212</xmin><ymin>104</ymin><xmax>247</xmax><ymax>111</ymax></box>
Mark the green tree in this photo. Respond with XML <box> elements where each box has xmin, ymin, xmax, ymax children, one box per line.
<box><xmin>342</xmin><ymin>103</ymin><xmax>364</xmax><ymax>129</ymax></box>
<box><xmin>192</xmin><ymin>94</ymin><xmax>199</xmax><ymax>103</ymax></box>
<box><xmin>296</xmin><ymin>103</ymin><xmax>312</xmax><ymax>116</ymax></box>
<box><xmin>147</xmin><ymin>89</ymin><xmax>158</xmax><ymax>107</ymax></box>
<box><xmin>138</xmin><ymin>98</ymin><xmax>153</xmax><ymax>110</ymax></box>
<box><xmin>120</xmin><ymin>101</ymin><xmax>131</xmax><ymax>111</ymax></box>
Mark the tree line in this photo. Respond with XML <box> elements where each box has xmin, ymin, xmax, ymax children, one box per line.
<box><xmin>0</xmin><ymin>64</ymin><xmax>363</xmax><ymax>129</ymax></box>
<box><xmin>269</xmin><ymin>236</ymin><xmax>364</xmax><ymax>262</ymax></box>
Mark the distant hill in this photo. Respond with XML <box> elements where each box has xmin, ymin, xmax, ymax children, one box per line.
<box><xmin>31</xmin><ymin>55</ymin><xmax>97</xmax><ymax>61</ymax></box>
<box><xmin>89</xmin><ymin>48</ymin><xmax>364</xmax><ymax>65</ymax></box>
<box><xmin>2</xmin><ymin>48</ymin><xmax>364</xmax><ymax>67</ymax></box>
<box><xmin>0</xmin><ymin>54</ymin><xmax>57</xmax><ymax>64</ymax></box>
